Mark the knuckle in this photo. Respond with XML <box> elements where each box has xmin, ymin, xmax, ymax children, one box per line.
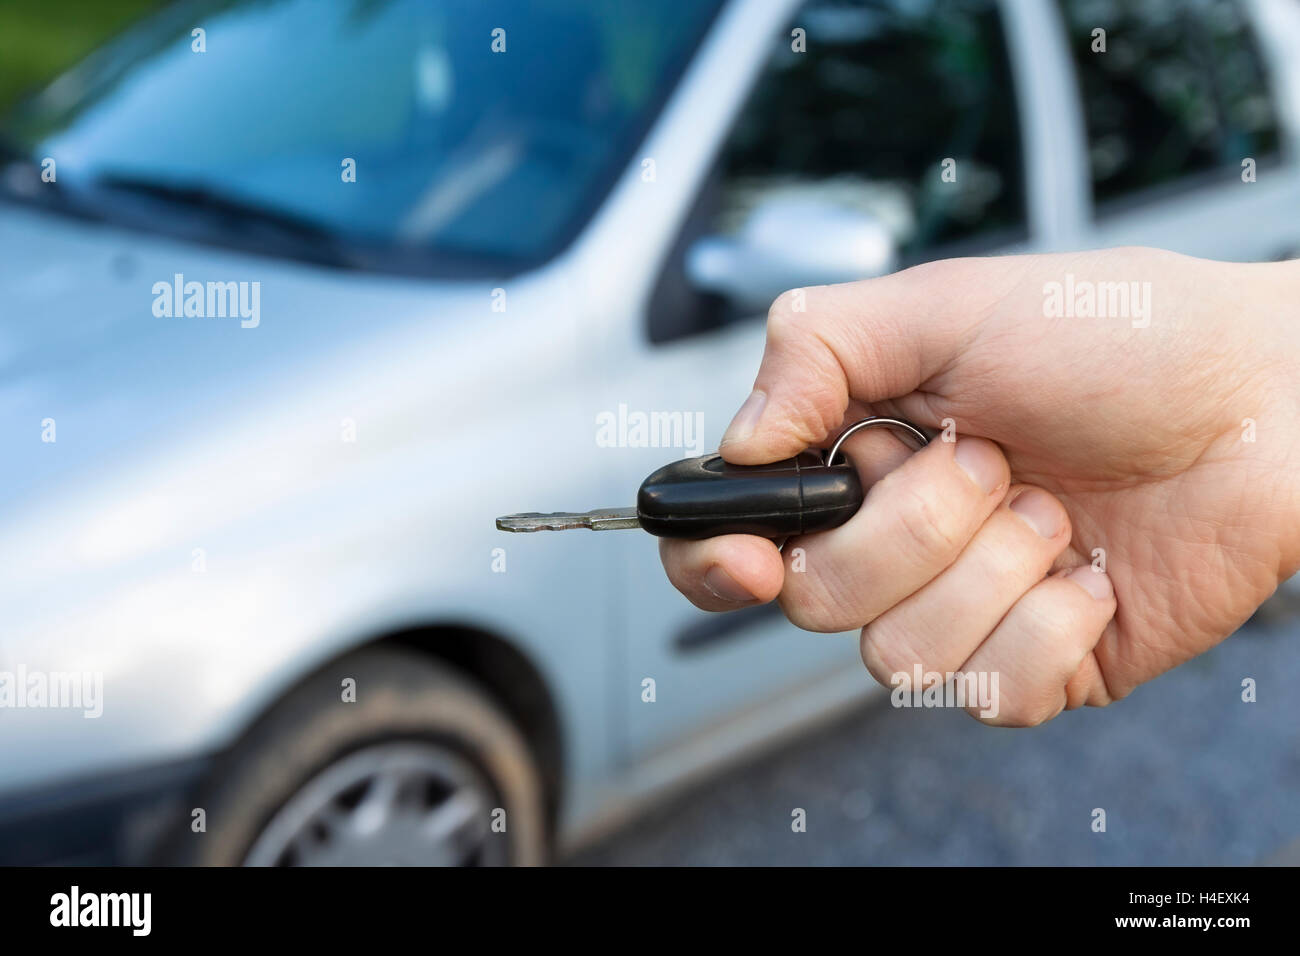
<box><xmin>895</xmin><ymin>257</ymin><xmax>967</xmax><ymax>309</ymax></box>
<box><xmin>894</xmin><ymin>485</ymin><xmax>966</xmax><ymax>568</ymax></box>
<box><xmin>1036</xmin><ymin>590</ymin><xmax>1095</xmax><ymax>653</ymax></box>
<box><xmin>778</xmin><ymin>591</ymin><xmax>836</xmax><ymax>633</ymax></box>
<box><xmin>973</xmin><ymin>694</ymin><xmax>1060</xmax><ymax>728</ymax></box>
<box><xmin>778</xmin><ymin>574</ymin><xmax>854</xmax><ymax>633</ymax></box>
<box><xmin>859</xmin><ymin>619</ymin><xmax>922</xmax><ymax>685</ymax></box>
<box><xmin>989</xmin><ymin>527</ymin><xmax>1056</xmax><ymax>584</ymax></box>
<box><xmin>897</xmin><ymin>257</ymin><xmax>957</xmax><ymax>288</ymax></box>
<box><xmin>1087</xmin><ymin>684</ymin><xmax>1116</xmax><ymax>708</ymax></box>
<box><xmin>790</xmin><ymin>384</ymin><xmax>848</xmax><ymax>446</ymax></box>
<box><xmin>1005</xmin><ymin>548</ymin><xmax>1045</xmax><ymax>585</ymax></box>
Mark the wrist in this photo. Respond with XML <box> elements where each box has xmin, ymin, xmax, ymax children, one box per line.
<box><xmin>1249</xmin><ymin>260</ymin><xmax>1300</xmax><ymax>580</ymax></box>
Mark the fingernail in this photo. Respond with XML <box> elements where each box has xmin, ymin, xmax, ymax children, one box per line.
<box><xmin>1067</xmin><ymin>565</ymin><xmax>1113</xmax><ymax>600</ymax></box>
<box><xmin>704</xmin><ymin>565</ymin><xmax>757</xmax><ymax>604</ymax></box>
<box><xmin>953</xmin><ymin>437</ymin><xmax>1004</xmax><ymax>495</ymax></box>
<box><xmin>720</xmin><ymin>390</ymin><xmax>767</xmax><ymax>446</ymax></box>
<box><xmin>1009</xmin><ymin>488</ymin><xmax>1064</xmax><ymax>538</ymax></box>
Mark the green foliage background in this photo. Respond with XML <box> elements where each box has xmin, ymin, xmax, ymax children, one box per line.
<box><xmin>0</xmin><ymin>0</ymin><xmax>165</xmax><ymax>112</ymax></box>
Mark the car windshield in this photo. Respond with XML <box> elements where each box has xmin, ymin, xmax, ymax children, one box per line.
<box><xmin>0</xmin><ymin>0</ymin><xmax>721</xmax><ymax>276</ymax></box>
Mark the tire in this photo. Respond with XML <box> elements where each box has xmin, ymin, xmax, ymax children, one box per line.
<box><xmin>171</xmin><ymin>646</ymin><xmax>548</xmax><ymax>866</ymax></box>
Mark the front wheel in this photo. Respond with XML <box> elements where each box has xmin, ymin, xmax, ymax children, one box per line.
<box><xmin>177</xmin><ymin>647</ymin><xmax>548</xmax><ymax>866</ymax></box>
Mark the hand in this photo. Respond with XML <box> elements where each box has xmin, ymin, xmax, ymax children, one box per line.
<box><xmin>659</xmin><ymin>248</ymin><xmax>1300</xmax><ymax>725</ymax></box>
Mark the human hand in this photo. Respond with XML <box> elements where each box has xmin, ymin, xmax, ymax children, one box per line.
<box><xmin>659</xmin><ymin>248</ymin><xmax>1300</xmax><ymax>725</ymax></box>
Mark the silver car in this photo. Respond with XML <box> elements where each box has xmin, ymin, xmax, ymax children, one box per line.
<box><xmin>2</xmin><ymin>0</ymin><xmax>1299</xmax><ymax>865</ymax></box>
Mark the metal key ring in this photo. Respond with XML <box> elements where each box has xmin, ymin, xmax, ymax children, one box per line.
<box><xmin>824</xmin><ymin>416</ymin><xmax>931</xmax><ymax>467</ymax></box>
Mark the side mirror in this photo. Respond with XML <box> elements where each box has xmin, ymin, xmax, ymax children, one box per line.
<box><xmin>685</xmin><ymin>194</ymin><xmax>897</xmax><ymax>315</ymax></box>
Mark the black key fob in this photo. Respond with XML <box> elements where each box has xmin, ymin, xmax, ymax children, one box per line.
<box><xmin>636</xmin><ymin>451</ymin><xmax>862</xmax><ymax>540</ymax></box>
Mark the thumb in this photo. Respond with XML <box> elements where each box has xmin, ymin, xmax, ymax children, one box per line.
<box><xmin>718</xmin><ymin>267</ymin><xmax>973</xmax><ymax>465</ymax></box>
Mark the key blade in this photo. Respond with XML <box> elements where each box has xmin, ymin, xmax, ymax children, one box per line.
<box><xmin>496</xmin><ymin>508</ymin><xmax>642</xmax><ymax>532</ymax></box>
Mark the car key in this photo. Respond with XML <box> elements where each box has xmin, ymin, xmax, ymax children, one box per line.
<box><xmin>496</xmin><ymin>416</ymin><xmax>929</xmax><ymax>540</ymax></box>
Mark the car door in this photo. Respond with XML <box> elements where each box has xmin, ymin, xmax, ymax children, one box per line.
<box><xmin>602</xmin><ymin>0</ymin><xmax>1041</xmax><ymax>757</ymax></box>
<box><xmin>1053</xmin><ymin>0</ymin><xmax>1300</xmax><ymax>259</ymax></box>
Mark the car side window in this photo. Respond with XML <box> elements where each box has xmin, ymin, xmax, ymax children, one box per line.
<box><xmin>1056</xmin><ymin>0</ymin><xmax>1281</xmax><ymax>208</ymax></box>
<box><xmin>715</xmin><ymin>0</ymin><xmax>1027</xmax><ymax>264</ymax></box>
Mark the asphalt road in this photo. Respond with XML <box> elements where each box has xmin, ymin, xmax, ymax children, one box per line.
<box><xmin>569</xmin><ymin>594</ymin><xmax>1300</xmax><ymax>866</ymax></box>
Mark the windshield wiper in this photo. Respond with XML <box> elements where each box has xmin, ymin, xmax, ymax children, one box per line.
<box><xmin>0</xmin><ymin>133</ymin><xmax>82</xmax><ymax>213</ymax></box>
<box><xmin>90</xmin><ymin>173</ymin><xmax>351</xmax><ymax>267</ymax></box>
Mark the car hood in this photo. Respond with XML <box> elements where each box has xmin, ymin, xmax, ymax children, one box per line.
<box><xmin>0</xmin><ymin>203</ymin><xmax>587</xmax><ymax>605</ymax></box>
<box><xmin>0</xmin><ymin>205</ymin><xmax>458</xmax><ymax>497</ymax></box>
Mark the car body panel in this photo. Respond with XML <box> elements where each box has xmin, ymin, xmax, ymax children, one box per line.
<box><xmin>0</xmin><ymin>204</ymin><xmax>623</xmax><ymax>830</ymax></box>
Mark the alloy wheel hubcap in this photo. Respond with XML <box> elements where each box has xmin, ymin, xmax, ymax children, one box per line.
<box><xmin>243</xmin><ymin>742</ymin><xmax>505</xmax><ymax>866</ymax></box>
